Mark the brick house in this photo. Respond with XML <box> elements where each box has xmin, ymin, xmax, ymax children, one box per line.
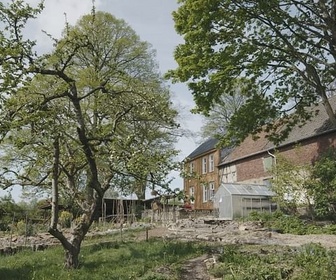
<box><xmin>219</xmin><ymin>99</ymin><xmax>336</xmax><ymax>186</ymax></box>
<box><xmin>183</xmin><ymin>138</ymin><xmax>228</xmax><ymax>210</ymax></box>
<box><xmin>184</xmin><ymin>97</ymin><xmax>336</xmax><ymax>211</ymax></box>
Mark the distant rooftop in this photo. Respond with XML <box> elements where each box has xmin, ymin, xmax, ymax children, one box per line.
<box><xmin>187</xmin><ymin>138</ymin><xmax>218</xmax><ymax>159</ymax></box>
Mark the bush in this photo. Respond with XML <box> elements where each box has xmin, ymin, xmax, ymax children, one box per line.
<box><xmin>245</xmin><ymin>210</ymin><xmax>336</xmax><ymax>235</ymax></box>
<box><xmin>16</xmin><ymin>220</ymin><xmax>35</xmax><ymax>236</ymax></box>
<box><xmin>59</xmin><ymin>211</ymin><xmax>73</xmax><ymax>228</ymax></box>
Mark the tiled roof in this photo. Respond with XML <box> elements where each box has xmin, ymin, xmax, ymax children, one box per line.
<box><xmin>187</xmin><ymin>138</ymin><xmax>218</xmax><ymax>159</ymax></box>
<box><xmin>220</xmin><ymin>96</ymin><xmax>336</xmax><ymax>165</ymax></box>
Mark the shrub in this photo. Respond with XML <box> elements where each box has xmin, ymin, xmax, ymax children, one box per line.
<box><xmin>16</xmin><ymin>220</ymin><xmax>35</xmax><ymax>236</ymax></box>
<box><xmin>59</xmin><ymin>211</ymin><xmax>73</xmax><ymax>228</ymax></box>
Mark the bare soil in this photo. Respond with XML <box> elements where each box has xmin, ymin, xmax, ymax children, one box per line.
<box><xmin>142</xmin><ymin>220</ymin><xmax>336</xmax><ymax>280</ymax></box>
<box><xmin>2</xmin><ymin>219</ymin><xmax>336</xmax><ymax>279</ymax></box>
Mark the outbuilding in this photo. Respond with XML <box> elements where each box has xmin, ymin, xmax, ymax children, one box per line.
<box><xmin>213</xmin><ymin>183</ymin><xmax>276</xmax><ymax>220</ymax></box>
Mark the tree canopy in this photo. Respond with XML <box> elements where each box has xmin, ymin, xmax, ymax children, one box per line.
<box><xmin>169</xmin><ymin>0</ymin><xmax>336</xmax><ymax>144</ymax></box>
<box><xmin>0</xmin><ymin>1</ymin><xmax>179</xmax><ymax>268</ymax></box>
<box><xmin>199</xmin><ymin>82</ymin><xmax>247</xmax><ymax>142</ymax></box>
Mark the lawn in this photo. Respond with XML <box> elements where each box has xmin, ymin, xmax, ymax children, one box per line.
<box><xmin>1</xmin><ymin>228</ymin><xmax>336</xmax><ymax>280</ymax></box>
<box><xmin>0</xmin><ymin>233</ymin><xmax>208</xmax><ymax>280</ymax></box>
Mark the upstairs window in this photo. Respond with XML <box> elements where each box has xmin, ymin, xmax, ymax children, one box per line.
<box><xmin>189</xmin><ymin>162</ymin><xmax>194</xmax><ymax>174</ymax></box>
<box><xmin>209</xmin><ymin>154</ymin><xmax>214</xmax><ymax>172</ymax></box>
<box><xmin>263</xmin><ymin>156</ymin><xmax>274</xmax><ymax>172</ymax></box>
<box><xmin>202</xmin><ymin>157</ymin><xmax>207</xmax><ymax>174</ymax></box>
<box><xmin>203</xmin><ymin>184</ymin><xmax>209</xmax><ymax>202</ymax></box>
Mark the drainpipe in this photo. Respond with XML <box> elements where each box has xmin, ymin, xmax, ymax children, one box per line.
<box><xmin>267</xmin><ymin>150</ymin><xmax>277</xmax><ymax>211</ymax></box>
<box><xmin>267</xmin><ymin>150</ymin><xmax>276</xmax><ymax>167</ymax></box>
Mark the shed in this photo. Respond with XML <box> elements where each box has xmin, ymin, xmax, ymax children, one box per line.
<box><xmin>213</xmin><ymin>183</ymin><xmax>276</xmax><ymax>220</ymax></box>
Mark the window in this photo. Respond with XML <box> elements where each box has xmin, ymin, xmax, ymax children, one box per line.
<box><xmin>209</xmin><ymin>182</ymin><xmax>215</xmax><ymax>200</ymax></box>
<box><xmin>189</xmin><ymin>162</ymin><xmax>194</xmax><ymax>174</ymax></box>
<box><xmin>202</xmin><ymin>157</ymin><xmax>207</xmax><ymax>174</ymax></box>
<box><xmin>189</xmin><ymin>186</ymin><xmax>195</xmax><ymax>204</ymax></box>
<box><xmin>263</xmin><ymin>156</ymin><xmax>274</xmax><ymax>172</ymax></box>
<box><xmin>222</xmin><ymin>165</ymin><xmax>237</xmax><ymax>183</ymax></box>
<box><xmin>203</xmin><ymin>184</ymin><xmax>209</xmax><ymax>202</ymax></box>
<box><xmin>209</xmin><ymin>154</ymin><xmax>214</xmax><ymax>172</ymax></box>
<box><xmin>232</xmin><ymin>171</ymin><xmax>237</xmax><ymax>182</ymax></box>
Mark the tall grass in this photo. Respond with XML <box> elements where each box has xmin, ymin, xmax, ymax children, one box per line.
<box><xmin>210</xmin><ymin>243</ymin><xmax>336</xmax><ymax>280</ymax></box>
<box><xmin>0</xmin><ymin>237</ymin><xmax>208</xmax><ymax>280</ymax></box>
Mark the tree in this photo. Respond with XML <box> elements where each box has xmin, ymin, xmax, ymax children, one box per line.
<box><xmin>0</xmin><ymin>2</ymin><xmax>179</xmax><ymax>268</ymax></box>
<box><xmin>168</xmin><ymin>0</ymin><xmax>336</xmax><ymax>145</ymax></box>
<box><xmin>199</xmin><ymin>83</ymin><xmax>247</xmax><ymax>141</ymax></box>
<box><xmin>270</xmin><ymin>150</ymin><xmax>313</xmax><ymax>217</ymax></box>
<box><xmin>307</xmin><ymin>148</ymin><xmax>336</xmax><ymax>219</ymax></box>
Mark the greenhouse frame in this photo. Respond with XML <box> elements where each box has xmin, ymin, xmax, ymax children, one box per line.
<box><xmin>213</xmin><ymin>183</ymin><xmax>276</xmax><ymax>220</ymax></box>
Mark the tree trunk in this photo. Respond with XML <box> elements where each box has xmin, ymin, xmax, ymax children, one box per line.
<box><xmin>50</xmin><ymin>136</ymin><xmax>60</xmax><ymax>230</ymax></box>
<box><xmin>65</xmin><ymin>243</ymin><xmax>81</xmax><ymax>269</ymax></box>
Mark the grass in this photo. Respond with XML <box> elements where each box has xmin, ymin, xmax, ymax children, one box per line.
<box><xmin>209</xmin><ymin>243</ymin><xmax>336</xmax><ymax>280</ymax></box>
<box><xmin>245</xmin><ymin>210</ymin><xmax>336</xmax><ymax>235</ymax></box>
<box><xmin>0</xmin><ymin>232</ymin><xmax>209</xmax><ymax>280</ymax></box>
<box><xmin>2</xmin><ymin>224</ymin><xmax>336</xmax><ymax>279</ymax></box>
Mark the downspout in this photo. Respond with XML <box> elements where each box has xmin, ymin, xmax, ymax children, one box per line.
<box><xmin>267</xmin><ymin>150</ymin><xmax>276</xmax><ymax>167</ymax></box>
<box><xmin>267</xmin><ymin>150</ymin><xmax>277</xmax><ymax>211</ymax></box>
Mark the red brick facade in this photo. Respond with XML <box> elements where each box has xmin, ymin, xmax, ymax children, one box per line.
<box><xmin>233</xmin><ymin>131</ymin><xmax>336</xmax><ymax>184</ymax></box>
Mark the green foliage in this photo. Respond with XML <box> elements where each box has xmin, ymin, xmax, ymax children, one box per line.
<box><xmin>16</xmin><ymin>220</ymin><xmax>35</xmax><ymax>236</ymax></box>
<box><xmin>307</xmin><ymin>148</ymin><xmax>336</xmax><ymax>219</ymax></box>
<box><xmin>0</xmin><ymin>2</ymin><xmax>180</xmax><ymax>268</ymax></box>
<box><xmin>0</xmin><ymin>195</ymin><xmax>25</xmax><ymax>231</ymax></box>
<box><xmin>270</xmin><ymin>149</ymin><xmax>313</xmax><ymax>216</ymax></box>
<box><xmin>211</xmin><ymin>243</ymin><xmax>336</xmax><ymax>280</ymax></box>
<box><xmin>1</xmin><ymin>232</ymin><xmax>336</xmax><ymax>279</ymax></box>
<box><xmin>270</xmin><ymin>147</ymin><xmax>336</xmax><ymax>219</ymax></box>
<box><xmin>199</xmin><ymin>83</ymin><xmax>247</xmax><ymax>141</ymax></box>
<box><xmin>247</xmin><ymin>210</ymin><xmax>336</xmax><ymax>235</ymax></box>
<box><xmin>169</xmin><ymin>0</ymin><xmax>336</xmax><ymax>144</ymax></box>
<box><xmin>59</xmin><ymin>211</ymin><xmax>73</xmax><ymax>228</ymax></box>
<box><xmin>0</xmin><ymin>238</ymin><xmax>208</xmax><ymax>280</ymax></box>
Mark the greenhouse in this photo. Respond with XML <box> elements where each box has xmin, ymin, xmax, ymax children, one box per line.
<box><xmin>213</xmin><ymin>183</ymin><xmax>276</xmax><ymax>220</ymax></box>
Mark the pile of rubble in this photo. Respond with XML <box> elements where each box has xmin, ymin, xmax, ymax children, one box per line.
<box><xmin>164</xmin><ymin>218</ymin><xmax>336</xmax><ymax>248</ymax></box>
<box><xmin>166</xmin><ymin>218</ymin><xmax>273</xmax><ymax>245</ymax></box>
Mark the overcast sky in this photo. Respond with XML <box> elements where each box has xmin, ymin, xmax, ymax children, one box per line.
<box><xmin>1</xmin><ymin>0</ymin><xmax>204</xmax><ymax>200</ymax></box>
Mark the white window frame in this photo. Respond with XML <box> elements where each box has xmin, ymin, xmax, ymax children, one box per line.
<box><xmin>222</xmin><ymin>165</ymin><xmax>237</xmax><ymax>183</ymax></box>
<box><xmin>209</xmin><ymin>182</ymin><xmax>215</xmax><ymax>200</ymax></box>
<box><xmin>209</xmin><ymin>154</ymin><xmax>214</xmax><ymax>172</ymax></box>
<box><xmin>203</xmin><ymin>184</ymin><xmax>209</xmax><ymax>202</ymax></box>
<box><xmin>189</xmin><ymin>186</ymin><xmax>195</xmax><ymax>204</ymax></box>
<box><xmin>189</xmin><ymin>162</ymin><xmax>194</xmax><ymax>174</ymax></box>
<box><xmin>263</xmin><ymin>156</ymin><xmax>274</xmax><ymax>172</ymax></box>
<box><xmin>202</xmin><ymin>157</ymin><xmax>207</xmax><ymax>174</ymax></box>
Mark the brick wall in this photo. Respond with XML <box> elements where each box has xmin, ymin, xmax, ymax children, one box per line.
<box><xmin>236</xmin><ymin>132</ymin><xmax>336</xmax><ymax>183</ymax></box>
<box><xmin>184</xmin><ymin>149</ymin><xmax>221</xmax><ymax>210</ymax></box>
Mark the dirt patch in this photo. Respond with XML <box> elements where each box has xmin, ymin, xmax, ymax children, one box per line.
<box><xmin>141</xmin><ymin>220</ymin><xmax>336</xmax><ymax>280</ymax></box>
<box><xmin>179</xmin><ymin>255</ymin><xmax>211</xmax><ymax>280</ymax></box>
<box><xmin>2</xmin><ymin>219</ymin><xmax>336</xmax><ymax>279</ymax></box>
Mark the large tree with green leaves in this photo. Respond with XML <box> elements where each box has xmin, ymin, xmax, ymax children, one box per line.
<box><xmin>0</xmin><ymin>1</ymin><xmax>179</xmax><ymax>268</ymax></box>
<box><xmin>169</xmin><ymin>0</ymin><xmax>336</xmax><ymax>144</ymax></box>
